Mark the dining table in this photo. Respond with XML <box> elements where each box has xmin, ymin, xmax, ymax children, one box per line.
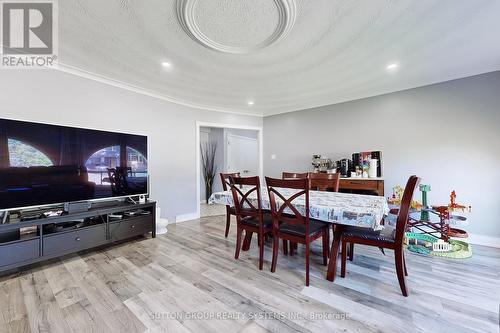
<box><xmin>209</xmin><ymin>187</ymin><xmax>390</xmax><ymax>281</ymax></box>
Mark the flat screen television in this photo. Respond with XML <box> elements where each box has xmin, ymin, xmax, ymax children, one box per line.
<box><xmin>0</xmin><ymin>118</ymin><xmax>148</xmax><ymax>211</ymax></box>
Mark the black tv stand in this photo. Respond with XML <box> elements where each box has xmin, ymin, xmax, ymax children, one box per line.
<box><xmin>0</xmin><ymin>201</ymin><xmax>156</xmax><ymax>274</ymax></box>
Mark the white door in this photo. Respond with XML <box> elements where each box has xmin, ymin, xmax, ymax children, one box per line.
<box><xmin>226</xmin><ymin>134</ymin><xmax>259</xmax><ymax>176</ymax></box>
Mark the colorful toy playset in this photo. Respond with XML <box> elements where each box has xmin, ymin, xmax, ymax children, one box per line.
<box><xmin>389</xmin><ymin>184</ymin><xmax>472</xmax><ymax>259</ymax></box>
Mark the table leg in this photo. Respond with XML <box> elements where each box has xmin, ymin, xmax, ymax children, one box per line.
<box><xmin>326</xmin><ymin>225</ymin><xmax>344</xmax><ymax>282</ymax></box>
<box><xmin>242</xmin><ymin>231</ymin><xmax>253</xmax><ymax>251</ymax></box>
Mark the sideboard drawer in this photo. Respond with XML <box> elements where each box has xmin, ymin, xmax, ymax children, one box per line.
<box><xmin>339</xmin><ymin>179</ymin><xmax>384</xmax><ymax>196</ymax></box>
<box><xmin>43</xmin><ymin>225</ymin><xmax>107</xmax><ymax>256</ymax></box>
<box><xmin>340</xmin><ymin>180</ymin><xmax>378</xmax><ymax>190</ymax></box>
<box><xmin>0</xmin><ymin>238</ymin><xmax>39</xmax><ymax>268</ymax></box>
<box><xmin>109</xmin><ymin>216</ymin><xmax>152</xmax><ymax>241</ymax></box>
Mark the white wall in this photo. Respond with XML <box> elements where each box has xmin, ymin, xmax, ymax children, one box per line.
<box><xmin>0</xmin><ymin>69</ymin><xmax>262</xmax><ymax>223</ymax></box>
<box><xmin>224</xmin><ymin>128</ymin><xmax>259</xmax><ymax>139</ymax></box>
<box><xmin>264</xmin><ymin>71</ymin><xmax>500</xmax><ymax>239</ymax></box>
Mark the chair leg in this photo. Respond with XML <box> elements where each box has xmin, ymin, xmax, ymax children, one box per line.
<box><xmin>403</xmin><ymin>251</ymin><xmax>408</xmax><ymax>276</ymax></box>
<box><xmin>322</xmin><ymin>228</ymin><xmax>328</xmax><ymax>266</ymax></box>
<box><xmin>271</xmin><ymin>234</ymin><xmax>279</xmax><ymax>273</ymax></box>
<box><xmin>235</xmin><ymin>226</ymin><xmax>243</xmax><ymax>260</ymax></box>
<box><xmin>305</xmin><ymin>241</ymin><xmax>310</xmax><ymax>286</ymax></box>
<box><xmin>341</xmin><ymin>239</ymin><xmax>347</xmax><ymax>278</ymax></box>
<box><xmin>225</xmin><ymin>209</ymin><xmax>231</xmax><ymax>238</ymax></box>
<box><xmin>395</xmin><ymin>249</ymin><xmax>408</xmax><ymax>296</ymax></box>
<box><xmin>290</xmin><ymin>241</ymin><xmax>294</xmax><ymax>256</ymax></box>
<box><xmin>259</xmin><ymin>233</ymin><xmax>264</xmax><ymax>270</ymax></box>
<box><xmin>325</xmin><ymin>226</ymin><xmax>330</xmax><ymax>258</ymax></box>
<box><xmin>282</xmin><ymin>239</ymin><xmax>288</xmax><ymax>255</ymax></box>
<box><xmin>242</xmin><ymin>231</ymin><xmax>253</xmax><ymax>251</ymax></box>
<box><xmin>349</xmin><ymin>242</ymin><xmax>354</xmax><ymax>261</ymax></box>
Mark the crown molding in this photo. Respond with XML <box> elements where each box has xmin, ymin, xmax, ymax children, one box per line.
<box><xmin>176</xmin><ymin>0</ymin><xmax>297</xmax><ymax>54</ymax></box>
<box><xmin>54</xmin><ymin>62</ymin><xmax>263</xmax><ymax>118</ymax></box>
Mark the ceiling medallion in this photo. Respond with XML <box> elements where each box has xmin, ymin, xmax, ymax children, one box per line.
<box><xmin>176</xmin><ymin>0</ymin><xmax>297</xmax><ymax>54</ymax></box>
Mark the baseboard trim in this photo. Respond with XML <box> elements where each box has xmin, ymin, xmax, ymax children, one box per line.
<box><xmin>175</xmin><ymin>212</ymin><xmax>200</xmax><ymax>223</ymax></box>
<box><xmin>465</xmin><ymin>233</ymin><xmax>500</xmax><ymax>248</ymax></box>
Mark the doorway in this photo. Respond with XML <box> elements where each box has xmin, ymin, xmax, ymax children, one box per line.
<box><xmin>196</xmin><ymin>122</ymin><xmax>262</xmax><ymax>219</ymax></box>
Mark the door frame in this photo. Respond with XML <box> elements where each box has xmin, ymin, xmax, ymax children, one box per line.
<box><xmin>195</xmin><ymin>121</ymin><xmax>263</xmax><ymax>220</ymax></box>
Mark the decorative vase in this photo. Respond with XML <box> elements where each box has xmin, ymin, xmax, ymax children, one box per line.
<box><xmin>156</xmin><ymin>207</ymin><xmax>168</xmax><ymax>235</ymax></box>
<box><xmin>205</xmin><ymin>181</ymin><xmax>213</xmax><ymax>203</ymax></box>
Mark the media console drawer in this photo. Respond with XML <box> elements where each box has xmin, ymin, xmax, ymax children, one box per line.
<box><xmin>43</xmin><ymin>225</ymin><xmax>107</xmax><ymax>256</ymax></box>
<box><xmin>0</xmin><ymin>238</ymin><xmax>39</xmax><ymax>268</ymax></box>
<box><xmin>109</xmin><ymin>216</ymin><xmax>152</xmax><ymax>241</ymax></box>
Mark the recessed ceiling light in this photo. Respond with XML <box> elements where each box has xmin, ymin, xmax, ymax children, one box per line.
<box><xmin>247</xmin><ymin>101</ymin><xmax>254</xmax><ymax>106</ymax></box>
<box><xmin>161</xmin><ymin>62</ymin><xmax>172</xmax><ymax>68</ymax></box>
<box><xmin>386</xmin><ymin>62</ymin><xmax>399</xmax><ymax>71</ymax></box>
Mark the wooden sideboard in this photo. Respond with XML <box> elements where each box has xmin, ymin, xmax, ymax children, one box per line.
<box><xmin>339</xmin><ymin>178</ymin><xmax>385</xmax><ymax>196</ymax></box>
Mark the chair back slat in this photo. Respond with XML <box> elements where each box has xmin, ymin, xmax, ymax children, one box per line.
<box><xmin>395</xmin><ymin>175</ymin><xmax>420</xmax><ymax>244</ymax></box>
<box><xmin>309</xmin><ymin>172</ymin><xmax>340</xmax><ymax>192</ymax></box>
<box><xmin>272</xmin><ymin>189</ymin><xmax>306</xmax><ymax>224</ymax></box>
<box><xmin>229</xmin><ymin>176</ymin><xmax>261</xmax><ymax>219</ymax></box>
<box><xmin>282</xmin><ymin>172</ymin><xmax>309</xmax><ymax>179</ymax></box>
<box><xmin>265</xmin><ymin>177</ymin><xmax>310</xmax><ymax>229</ymax></box>
<box><xmin>220</xmin><ymin>172</ymin><xmax>240</xmax><ymax>191</ymax></box>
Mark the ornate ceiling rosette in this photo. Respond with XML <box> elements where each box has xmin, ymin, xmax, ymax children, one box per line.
<box><xmin>176</xmin><ymin>0</ymin><xmax>297</xmax><ymax>54</ymax></box>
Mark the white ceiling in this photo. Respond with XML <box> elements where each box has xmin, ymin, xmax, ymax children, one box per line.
<box><xmin>59</xmin><ymin>0</ymin><xmax>500</xmax><ymax>117</ymax></box>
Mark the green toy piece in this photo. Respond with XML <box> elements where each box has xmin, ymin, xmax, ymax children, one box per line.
<box><xmin>404</xmin><ymin>232</ymin><xmax>472</xmax><ymax>259</ymax></box>
<box><xmin>419</xmin><ymin>184</ymin><xmax>431</xmax><ymax>221</ymax></box>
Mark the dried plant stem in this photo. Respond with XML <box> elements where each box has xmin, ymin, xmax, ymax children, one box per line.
<box><xmin>201</xmin><ymin>141</ymin><xmax>217</xmax><ymax>202</ymax></box>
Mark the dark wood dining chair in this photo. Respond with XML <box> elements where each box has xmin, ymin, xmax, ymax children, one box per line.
<box><xmin>282</xmin><ymin>172</ymin><xmax>309</xmax><ymax>179</ymax></box>
<box><xmin>309</xmin><ymin>172</ymin><xmax>340</xmax><ymax>192</ymax></box>
<box><xmin>107</xmin><ymin>168</ymin><xmax>129</xmax><ymax>195</ymax></box>
<box><xmin>281</xmin><ymin>171</ymin><xmax>311</xmax><ymax>253</ymax></box>
<box><xmin>346</xmin><ymin>206</ymin><xmax>401</xmax><ymax>262</ymax></box>
<box><xmin>340</xmin><ymin>175</ymin><xmax>420</xmax><ymax>296</ymax></box>
<box><xmin>229</xmin><ymin>176</ymin><xmax>272</xmax><ymax>270</ymax></box>
<box><xmin>265</xmin><ymin>177</ymin><xmax>330</xmax><ymax>286</ymax></box>
<box><xmin>220</xmin><ymin>172</ymin><xmax>241</xmax><ymax>238</ymax></box>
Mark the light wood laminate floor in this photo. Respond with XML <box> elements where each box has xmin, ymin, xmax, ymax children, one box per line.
<box><xmin>1</xmin><ymin>215</ymin><xmax>499</xmax><ymax>333</ymax></box>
